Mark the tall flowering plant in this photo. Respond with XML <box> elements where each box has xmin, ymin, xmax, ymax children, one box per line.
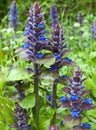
<box><xmin>20</xmin><ymin>3</ymin><xmax>48</xmax><ymax>129</ymax></box>
<box><xmin>46</xmin><ymin>5</ymin><xmax>75</xmax><ymax>130</ymax></box>
<box><xmin>60</xmin><ymin>67</ymin><xmax>94</xmax><ymax>129</ymax></box>
<box><xmin>77</xmin><ymin>13</ymin><xmax>83</xmax><ymax>26</ymax></box>
<box><xmin>9</xmin><ymin>0</ymin><xmax>18</xmax><ymax>29</ymax></box>
<box><xmin>17</xmin><ymin>2</ymin><xmax>59</xmax><ymax>129</ymax></box>
<box><xmin>14</xmin><ymin>2</ymin><xmax>94</xmax><ymax>130</ymax></box>
<box><xmin>49</xmin><ymin>5</ymin><xmax>75</xmax><ymax>108</ymax></box>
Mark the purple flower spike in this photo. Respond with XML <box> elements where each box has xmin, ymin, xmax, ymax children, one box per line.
<box><xmin>77</xmin><ymin>12</ymin><xmax>83</xmax><ymax>25</ymax></box>
<box><xmin>50</xmin><ymin>23</ymin><xmax>74</xmax><ymax>71</ymax></box>
<box><xmin>19</xmin><ymin>2</ymin><xmax>49</xmax><ymax>62</ymax></box>
<box><xmin>12</xmin><ymin>103</ymin><xmax>30</xmax><ymax>130</ymax></box>
<box><xmin>9</xmin><ymin>0</ymin><xmax>18</xmax><ymax>29</ymax></box>
<box><xmin>91</xmin><ymin>22</ymin><xmax>96</xmax><ymax>39</ymax></box>
<box><xmin>50</xmin><ymin>5</ymin><xmax>59</xmax><ymax>28</ymax></box>
<box><xmin>61</xmin><ymin>67</ymin><xmax>94</xmax><ymax>128</ymax></box>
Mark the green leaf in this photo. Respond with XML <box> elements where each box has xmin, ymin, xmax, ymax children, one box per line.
<box><xmin>0</xmin><ymin>125</ymin><xmax>9</xmax><ymax>130</ymax></box>
<box><xmin>85</xmin><ymin>78</ymin><xmax>96</xmax><ymax>98</ymax></box>
<box><xmin>73</xmin><ymin>22</ymin><xmax>80</xmax><ymax>27</ymax></box>
<box><xmin>19</xmin><ymin>93</ymin><xmax>35</xmax><ymax>109</ymax></box>
<box><xmin>40</xmin><ymin>71</ymin><xmax>54</xmax><ymax>86</ymax></box>
<box><xmin>0</xmin><ymin>80</ymin><xmax>4</xmax><ymax>90</ymax></box>
<box><xmin>89</xmin><ymin>51</ymin><xmax>96</xmax><ymax>60</ymax></box>
<box><xmin>39</xmin><ymin>118</ymin><xmax>50</xmax><ymax>130</ymax></box>
<box><xmin>35</xmin><ymin>53</ymin><xmax>55</xmax><ymax>67</ymax></box>
<box><xmin>6</xmin><ymin>68</ymin><xmax>32</xmax><ymax>81</ymax></box>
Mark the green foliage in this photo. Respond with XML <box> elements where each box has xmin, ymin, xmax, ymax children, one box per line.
<box><xmin>0</xmin><ymin>1</ymin><xmax>96</xmax><ymax>129</ymax></box>
<box><xmin>19</xmin><ymin>93</ymin><xmax>35</xmax><ymax>109</ymax></box>
<box><xmin>6</xmin><ymin>68</ymin><xmax>33</xmax><ymax>82</ymax></box>
<box><xmin>0</xmin><ymin>92</ymin><xmax>14</xmax><ymax>130</ymax></box>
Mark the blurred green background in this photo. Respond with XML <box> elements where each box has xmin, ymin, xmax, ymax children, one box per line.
<box><xmin>0</xmin><ymin>0</ymin><xmax>96</xmax><ymax>24</ymax></box>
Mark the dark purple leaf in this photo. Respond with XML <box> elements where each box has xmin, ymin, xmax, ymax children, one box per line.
<box><xmin>81</xmin><ymin>90</ymin><xmax>91</xmax><ymax>96</ymax></box>
<box><xmin>47</xmin><ymin>126</ymin><xmax>60</xmax><ymax>130</ymax></box>
<box><xmin>61</xmin><ymin>101</ymin><xmax>70</xmax><ymax>107</ymax></box>
<box><xmin>62</xmin><ymin>87</ymin><xmax>70</xmax><ymax>94</ymax></box>
<box><xmin>81</xmin><ymin>103</ymin><xmax>94</xmax><ymax>110</ymax></box>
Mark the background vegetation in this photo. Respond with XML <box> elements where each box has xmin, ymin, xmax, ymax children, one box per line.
<box><xmin>0</xmin><ymin>0</ymin><xmax>96</xmax><ymax>130</ymax></box>
<box><xmin>1</xmin><ymin>0</ymin><xmax>96</xmax><ymax>24</ymax></box>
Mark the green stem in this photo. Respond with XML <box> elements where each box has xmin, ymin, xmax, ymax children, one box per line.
<box><xmin>50</xmin><ymin>80</ymin><xmax>58</xmax><ymax>126</ymax></box>
<box><xmin>34</xmin><ymin>63</ymin><xmax>39</xmax><ymax>129</ymax></box>
<box><xmin>52</xmin><ymin>80</ymin><xmax>58</xmax><ymax>108</ymax></box>
<box><xmin>50</xmin><ymin>111</ymin><xmax>56</xmax><ymax>125</ymax></box>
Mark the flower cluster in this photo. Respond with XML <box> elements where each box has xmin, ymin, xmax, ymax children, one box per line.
<box><xmin>50</xmin><ymin>6</ymin><xmax>74</xmax><ymax>72</ymax></box>
<box><xmin>12</xmin><ymin>103</ymin><xmax>30</xmax><ymax>130</ymax></box>
<box><xmin>18</xmin><ymin>2</ymin><xmax>58</xmax><ymax>65</ymax></box>
<box><xmin>47</xmin><ymin>5</ymin><xmax>76</xmax><ymax>129</ymax></box>
<box><xmin>49</xmin><ymin>23</ymin><xmax>75</xmax><ymax>87</ymax></box>
<box><xmin>22</xmin><ymin>2</ymin><xmax>47</xmax><ymax>61</ymax></box>
<box><xmin>50</xmin><ymin>5</ymin><xmax>59</xmax><ymax>28</ymax></box>
<box><xmin>77</xmin><ymin>12</ymin><xmax>83</xmax><ymax>26</ymax></box>
<box><xmin>9</xmin><ymin>0</ymin><xmax>18</xmax><ymax>29</ymax></box>
<box><xmin>91</xmin><ymin>22</ymin><xmax>96</xmax><ymax>39</ymax></box>
<box><xmin>60</xmin><ymin>67</ymin><xmax>94</xmax><ymax>129</ymax></box>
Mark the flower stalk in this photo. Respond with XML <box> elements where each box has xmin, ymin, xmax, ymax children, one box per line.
<box><xmin>18</xmin><ymin>2</ymin><xmax>48</xmax><ymax>129</ymax></box>
<box><xmin>34</xmin><ymin>63</ymin><xmax>39</xmax><ymax>128</ymax></box>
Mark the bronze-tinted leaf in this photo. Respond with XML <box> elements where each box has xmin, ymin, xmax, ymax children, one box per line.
<box><xmin>11</xmin><ymin>123</ymin><xmax>18</xmax><ymax>128</ymax></box>
<box><xmin>35</xmin><ymin>27</ymin><xmax>44</xmax><ymax>32</ymax></box>
<box><xmin>34</xmin><ymin>2</ymin><xmax>41</xmax><ymax>14</ymax></box>
<box><xmin>62</xmin><ymin>87</ymin><xmax>70</xmax><ymax>94</ymax></box>
<box><xmin>64</xmin><ymin>114</ymin><xmax>82</xmax><ymax>127</ymax></box>
<box><xmin>61</xmin><ymin>49</ymin><xmax>72</xmax><ymax>56</ymax></box>
<box><xmin>73</xmin><ymin>77</ymin><xmax>81</xmax><ymax>82</ymax></box>
<box><xmin>36</xmin><ymin>16</ymin><xmax>42</xmax><ymax>24</ymax></box>
<box><xmin>53</xmin><ymin>37</ymin><xmax>59</xmax><ymax>42</ymax></box>
<box><xmin>47</xmin><ymin>126</ymin><xmax>60</xmax><ymax>130</ymax></box>
<box><xmin>61</xmin><ymin>101</ymin><xmax>70</xmax><ymax>107</ymax></box>
<box><xmin>81</xmin><ymin>103</ymin><xmax>94</xmax><ymax>110</ymax></box>
<box><xmin>81</xmin><ymin>90</ymin><xmax>91</xmax><ymax>96</ymax></box>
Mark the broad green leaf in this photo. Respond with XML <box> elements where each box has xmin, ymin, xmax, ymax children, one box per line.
<box><xmin>89</xmin><ymin>51</ymin><xmax>96</xmax><ymax>60</ymax></box>
<box><xmin>0</xmin><ymin>80</ymin><xmax>4</xmax><ymax>90</ymax></box>
<box><xmin>39</xmin><ymin>118</ymin><xmax>50</xmax><ymax>130</ymax></box>
<box><xmin>40</xmin><ymin>71</ymin><xmax>54</xmax><ymax>86</ymax></box>
<box><xmin>85</xmin><ymin>78</ymin><xmax>96</xmax><ymax>98</ymax></box>
<box><xmin>6</xmin><ymin>68</ymin><xmax>33</xmax><ymax>81</ymax></box>
<box><xmin>0</xmin><ymin>50</ymin><xmax>3</xmax><ymax>58</ymax></box>
<box><xmin>87</xmin><ymin>115</ymin><xmax>96</xmax><ymax>124</ymax></box>
<box><xmin>19</xmin><ymin>93</ymin><xmax>35</xmax><ymax>109</ymax></box>
<box><xmin>33</xmin><ymin>53</ymin><xmax>55</xmax><ymax>67</ymax></box>
<box><xmin>73</xmin><ymin>22</ymin><xmax>80</xmax><ymax>27</ymax></box>
<box><xmin>0</xmin><ymin>125</ymin><xmax>9</xmax><ymax>130</ymax></box>
<box><xmin>2</xmin><ymin>47</ymin><xmax>9</xmax><ymax>51</ymax></box>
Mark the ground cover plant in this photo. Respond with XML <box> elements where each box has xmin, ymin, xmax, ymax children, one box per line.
<box><xmin>0</xmin><ymin>0</ymin><xmax>96</xmax><ymax>130</ymax></box>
